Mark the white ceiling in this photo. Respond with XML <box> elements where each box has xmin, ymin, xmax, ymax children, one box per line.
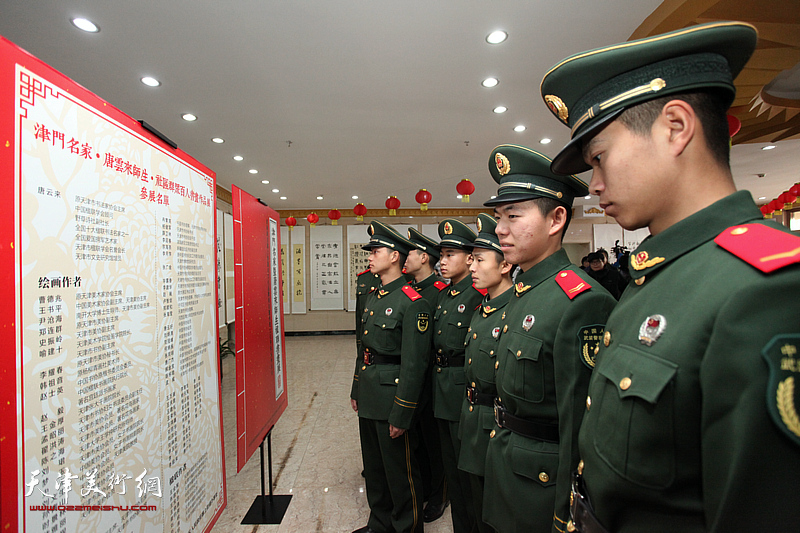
<box><xmin>1</xmin><ymin>0</ymin><xmax>796</xmax><ymax>211</ymax></box>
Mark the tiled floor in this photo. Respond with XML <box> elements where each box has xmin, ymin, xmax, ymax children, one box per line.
<box><xmin>211</xmin><ymin>335</ymin><xmax>454</xmax><ymax>533</ymax></box>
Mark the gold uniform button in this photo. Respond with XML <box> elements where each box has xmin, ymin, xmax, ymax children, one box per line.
<box><xmin>538</xmin><ymin>472</ymin><xmax>549</xmax><ymax>483</ymax></box>
<box><xmin>437</xmin><ymin>330</ymin><xmax>442</xmax><ymax>335</ymax></box>
<box><xmin>567</xmin><ymin>520</ymin><xmax>576</xmax><ymax>532</ymax></box>
<box><xmin>362</xmin><ymin>366</ymin><xmax>367</xmax><ymax>371</ymax></box>
<box><xmin>586</xmin><ymin>396</ymin><xmax>591</xmax><ymax>410</ymax></box>
<box><xmin>468</xmin><ymin>327</ymin><xmax>472</xmax><ymax>332</ymax></box>
<box><xmin>603</xmin><ymin>330</ymin><xmax>611</xmax><ymax>346</ymax></box>
<box><xmin>620</xmin><ymin>377</ymin><xmax>632</xmax><ymax>390</ymax></box>
<box><xmin>635</xmin><ymin>276</ymin><xmax>645</xmax><ymax>286</ymax></box>
<box><xmin>437</xmin><ymin>368</ymin><xmax>442</xmax><ymax>373</ymax></box>
<box><xmin>469</xmin><ymin>406</ymin><xmax>474</xmax><ymax>412</ymax></box>
<box><xmin>495</xmin><ymin>361</ymin><xmax>499</xmax><ymax>370</ymax></box>
<box><xmin>471</xmin><ymin>382</ymin><xmax>476</xmax><ymax>388</ymax></box>
<box><xmin>395</xmin><ymin>378</ymin><xmax>399</xmax><ymax>384</ymax></box>
<box><xmin>490</xmin><ymin>430</ymin><xmax>496</xmax><ymax>438</ymax></box>
<box><xmin>370</xmin><ymin>311</ymin><xmax>374</xmax><ymax>316</ymax></box>
<box><xmin>443</xmin><ymin>310</ymin><xmax>447</xmax><ymax>314</ymax></box>
<box><xmin>594</xmin><ymin>345</ymin><xmax>600</xmax><ymax>356</ymax></box>
<box><xmin>364</xmin><ymin>330</ymin><xmax>368</xmax><ymax>335</ymax></box>
<box><xmin>438</xmin><ymin>349</ymin><xmax>443</xmax><ymax>354</ymax></box>
<box><xmin>381</xmin><ymin>324</ymin><xmax>386</xmax><ymax>328</ymax></box>
<box><xmin>516</xmin><ymin>350</ymin><xmax>522</xmax><ymax>357</ymax></box>
<box><xmin>457</xmin><ymin>322</ymin><xmax>462</xmax><ymax>326</ymax></box>
<box><xmin>503</xmin><ymin>325</ymin><xmax>508</xmax><ymax>333</ymax></box>
<box><xmin>577</xmin><ymin>460</ymin><xmax>585</xmax><ymax>475</ymax></box>
<box><xmin>473</xmin><ymin>333</ymin><xmax>477</xmax><ymax>339</ymax></box>
<box><xmin>489</xmin><ymin>350</ymin><xmax>494</xmax><ymax>355</ymax></box>
<box><xmin>468</xmin><ymin>358</ymin><xmax>472</xmax><ymax>365</ymax></box>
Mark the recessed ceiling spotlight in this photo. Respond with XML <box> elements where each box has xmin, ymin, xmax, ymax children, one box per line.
<box><xmin>762</xmin><ymin>145</ymin><xmax>776</xmax><ymax>150</ymax></box>
<box><xmin>249</xmin><ymin>169</ymin><xmax>258</xmax><ymax>174</ymax></box>
<box><xmin>280</xmin><ymin>196</ymin><xmax>287</xmax><ymax>200</ymax></box>
<box><xmin>71</xmin><ymin>17</ymin><xmax>100</xmax><ymax>33</ymax></box>
<box><xmin>272</xmin><ymin>189</ymin><xmax>279</xmax><ymax>193</ymax></box>
<box><xmin>540</xmin><ymin>138</ymin><xmax>552</xmax><ymax>144</ymax></box>
<box><xmin>182</xmin><ymin>113</ymin><xmax>197</xmax><ymax>122</ymax></box>
<box><xmin>490</xmin><ymin>195</ymin><xmax>497</xmax><ymax>199</ymax></box>
<box><xmin>585</xmin><ymin>195</ymin><xmax>592</xmax><ymax>200</ymax></box>
<box><xmin>211</xmin><ymin>137</ymin><xmax>224</xmax><ymax>143</ymax></box>
<box><xmin>514</xmin><ymin>125</ymin><xmax>526</xmax><ymax>132</ymax></box>
<box><xmin>482</xmin><ymin>77</ymin><xmax>499</xmax><ymax>88</ymax></box>
<box><xmin>233</xmin><ymin>155</ymin><xmax>243</xmax><ymax>161</ymax></box>
<box><xmin>758</xmin><ymin>196</ymin><xmax>766</xmax><ymax>200</ymax></box>
<box><xmin>317</xmin><ymin>196</ymin><xmax>324</xmax><ymax>200</ymax></box>
<box><xmin>140</xmin><ymin>76</ymin><xmax>161</xmax><ymax>87</ymax></box>
<box><xmin>456</xmin><ymin>195</ymin><xmax>463</xmax><ymax>199</ymax></box>
<box><xmin>493</xmin><ymin>106</ymin><xmax>507</xmax><ymax>114</ymax></box>
<box><xmin>261</xmin><ymin>180</ymin><xmax>270</xmax><ymax>184</ymax></box>
<box><xmin>486</xmin><ymin>30</ymin><xmax>508</xmax><ymax>44</ymax></box>
<box><xmin>352</xmin><ymin>195</ymin><xmax>359</xmax><ymax>200</ymax></box>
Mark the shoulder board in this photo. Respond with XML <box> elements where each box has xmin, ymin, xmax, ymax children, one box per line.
<box><xmin>715</xmin><ymin>224</ymin><xmax>800</xmax><ymax>274</ymax></box>
<box><xmin>434</xmin><ymin>281</ymin><xmax>448</xmax><ymax>291</ymax></box>
<box><xmin>401</xmin><ymin>285</ymin><xmax>422</xmax><ymax>301</ymax></box>
<box><xmin>474</xmin><ymin>286</ymin><xmax>488</xmax><ymax>296</ymax></box>
<box><xmin>555</xmin><ymin>270</ymin><xmax>591</xmax><ymax>300</ymax></box>
<box><xmin>358</xmin><ymin>268</ymin><xmax>372</xmax><ymax>276</ymax></box>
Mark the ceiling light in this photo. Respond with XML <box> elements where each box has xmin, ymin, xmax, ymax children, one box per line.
<box><xmin>585</xmin><ymin>195</ymin><xmax>592</xmax><ymax>200</ymax></box>
<box><xmin>261</xmin><ymin>180</ymin><xmax>269</xmax><ymax>184</ymax></box>
<box><xmin>140</xmin><ymin>76</ymin><xmax>160</xmax><ymax>87</ymax></box>
<box><xmin>317</xmin><ymin>196</ymin><xmax>324</xmax><ymax>200</ymax></box>
<box><xmin>233</xmin><ymin>155</ymin><xmax>243</xmax><ymax>161</ymax></box>
<box><xmin>249</xmin><ymin>169</ymin><xmax>258</xmax><ymax>174</ymax></box>
<box><xmin>352</xmin><ymin>195</ymin><xmax>359</xmax><ymax>200</ymax></box>
<box><xmin>762</xmin><ymin>145</ymin><xmax>776</xmax><ymax>150</ymax></box>
<box><xmin>493</xmin><ymin>106</ymin><xmax>507</xmax><ymax>114</ymax></box>
<box><xmin>272</xmin><ymin>189</ymin><xmax>279</xmax><ymax>193</ymax></box>
<box><xmin>490</xmin><ymin>195</ymin><xmax>497</xmax><ymax>199</ymax></box>
<box><xmin>182</xmin><ymin>113</ymin><xmax>197</xmax><ymax>122</ymax></box>
<box><xmin>514</xmin><ymin>125</ymin><xmax>526</xmax><ymax>132</ymax></box>
<box><xmin>71</xmin><ymin>18</ymin><xmax>99</xmax><ymax>33</ymax></box>
<box><xmin>211</xmin><ymin>137</ymin><xmax>224</xmax><ymax>143</ymax></box>
<box><xmin>280</xmin><ymin>196</ymin><xmax>287</xmax><ymax>200</ymax></box>
<box><xmin>456</xmin><ymin>195</ymin><xmax>463</xmax><ymax>199</ymax></box>
<box><xmin>482</xmin><ymin>77</ymin><xmax>499</xmax><ymax>88</ymax></box>
<box><xmin>540</xmin><ymin>138</ymin><xmax>552</xmax><ymax>144</ymax></box>
<box><xmin>486</xmin><ymin>30</ymin><xmax>508</xmax><ymax>44</ymax></box>
<box><xmin>758</xmin><ymin>196</ymin><xmax>766</xmax><ymax>200</ymax></box>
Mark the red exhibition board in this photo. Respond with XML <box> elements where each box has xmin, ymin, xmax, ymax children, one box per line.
<box><xmin>1</xmin><ymin>37</ymin><xmax>226</xmax><ymax>532</ymax></box>
<box><xmin>232</xmin><ymin>186</ymin><xmax>289</xmax><ymax>471</ymax></box>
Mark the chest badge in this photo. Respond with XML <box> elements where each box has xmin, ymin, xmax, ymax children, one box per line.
<box><xmin>639</xmin><ymin>314</ymin><xmax>667</xmax><ymax>346</ymax></box>
<box><xmin>522</xmin><ymin>314</ymin><xmax>535</xmax><ymax>331</ymax></box>
<box><xmin>492</xmin><ymin>326</ymin><xmax>501</xmax><ymax>339</ymax></box>
<box><xmin>458</xmin><ymin>304</ymin><xmax>466</xmax><ymax>313</ymax></box>
<box><xmin>385</xmin><ymin>307</ymin><xmax>393</xmax><ymax>317</ymax></box>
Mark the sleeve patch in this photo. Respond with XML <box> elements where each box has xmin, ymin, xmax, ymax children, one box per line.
<box><xmin>762</xmin><ymin>334</ymin><xmax>800</xmax><ymax>447</ymax></box>
<box><xmin>578</xmin><ymin>325</ymin><xmax>605</xmax><ymax>369</ymax></box>
<box><xmin>402</xmin><ymin>285</ymin><xmax>422</xmax><ymax>301</ymax></box>
<box><xmin>555</xmin><ymin>270</ymin><xmax>591</xmax><ymax>299</ymax></box>
<box><xmin>715</xmin><ymin>223</ymin><xmax>800</xmax><ymax>273</ymax></box>
<box><xmin>417</xmin><ymin>312</ymin><xmax>430</xmax><ymax>333</ymax></box>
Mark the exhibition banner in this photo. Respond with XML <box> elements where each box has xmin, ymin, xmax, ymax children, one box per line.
<box><xmin>1</xmin><ymin>37</ymin><xmax>226</xmax><ymax>532</ymax></box>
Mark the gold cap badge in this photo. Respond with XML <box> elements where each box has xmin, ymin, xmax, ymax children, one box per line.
<box><xmin>476</xmin><ymin>217</ymin><xmax>483</xmax><ymax>232</ymax></box>
<box><xmin>443</xmin><ymin>221</ymin><xmax>453</xmax><ymax>235</ymax></box>
<box><xmin>495</xmin><ymin>152</ymin><xmax>510</xmax><ymax>176</ymax></box>
<box><xmin>545</xmin><ymin>94</ymin><xmax>569</xmax><ymax>123</ymax></box>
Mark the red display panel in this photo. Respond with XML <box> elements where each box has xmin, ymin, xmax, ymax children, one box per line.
<box><xmin>232</xmin><ymin>186</ymin><xmax>289</xmax><ymax>471</ymax></box>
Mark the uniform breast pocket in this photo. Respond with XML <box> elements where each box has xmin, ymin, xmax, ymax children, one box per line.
<box><xmin>503</xmin><ymin>332</ymin><xmax>544</xmax><ymax>403</ymax></box>
<box><xmin>370</xmin><ymin>316</ymin><xmax>400</xmax><ymax>353</ymax></box>
<box><xmin>444</xmin><ymin>321</ymin><xmax>470</xmax><ymax>351</ymax></box>
<box><xmin>592</xmin><ymin>345</ymin><xmax>678</xmax><ymax>488</ymax></box>
<box><xmin>511</xmin><ymin>438</ymin><xmax>559</xmax><ymax>487</ymax></box>
<box><xmin>476</xmin><ymin>338</ymin><xmax>498</xmax><ymax>389</ymax></box>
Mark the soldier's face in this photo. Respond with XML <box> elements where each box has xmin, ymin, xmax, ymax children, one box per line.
<box><xmin>469</xmin><ymin>249</ymin><xmax>504</xmax><ymax>290</ymax></box>
<box><xmin>404</xmin><ymin>249</ymin><xmax>424</xmax><ymax>277</ymax></box>
<box><xmin>494</xmin><ymin>200</ymin><xmax>557</xmax><ymax>271</ymax></box>
<box><xmin>368</xmin><ymin>246</ymin><xmax>393</xmax><ymax>275</ymax></box>
<box><xmin>439</xmin><ymin>247</ymin><xmax>471</xmax><ymax>281</ymax></box>
<box><xmin>582</xmin><ymin>119</ymin><xmax>671</xmax><ymax>232</ymax></box>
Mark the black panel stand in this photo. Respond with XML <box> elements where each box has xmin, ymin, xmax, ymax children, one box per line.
<box><xmin>241</xmin><ymin>430</ymin><xmax>292</xmax><ymax>524</ymax></box>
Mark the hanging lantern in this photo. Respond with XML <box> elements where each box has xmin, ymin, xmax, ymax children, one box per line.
<box><xmin>726</xmin><ymin>114</ymin><xmax>742</xmax><ymax>138</ymax></box>
<box><xmin>385</xmin><ymin>196</ymin><xmax>401</xmax><ymax>216</ymax></box>
<box><xmin>790</xmin><ymin>183</ymin><xmax>800</xmax><ymax>207</ymax></box>
<box><xmin>415</xmin><ymin>189</ymin><xmax>432</xmax><ymax>211</ymax></box>
<box><xmin>353</xmin><ymin>203</ymin><xmax>367</xmax><ymax>222</ymax></box>
<box><xmin>307</xmin><ymin>212</ymin><xmax>319</xmax><ymax>227</ymax></box>
<box><xmin>769</xmin><ymin>199</ymin><xmax>783</xmax><ymax>216</ymax></box>
<box><xmin>285</xmin><ymin>216</ymin><xmax>297</xmax><ymax>231</ymax></box>
<box><xmin>760</xmin><ymin>204</ymin><xmax>772</xmax><ymax>218</ymax></box>
<box><xmin>328</xmin><ymin>208</ymin><xmax>341</xmax><ymax>225</ymax></box>
<box><xmin>456</xmin><ymin>179</ymin><xmax>475</xmax><ymax>203</ymax></box>
<box><xmin>779</xmin><ymin>191</ymin><xmax>797</xmax><ymax>209</ymax></box>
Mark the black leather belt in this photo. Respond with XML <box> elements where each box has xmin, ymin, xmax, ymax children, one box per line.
<box><xmin>570</xmin><ymin>469</ymin><xmax>610</xmax><ymax>533</ymax></box>
<box><xmin>466</xmin><ymin>386</ymin><xmax>494</xmax><ymax>407</ymax></box>
<box><xmin>362</xmin><ymin>349</ymin><xmax>401</xmax><ymax>366</ymax></box>
<box><xmin>493</xmin><ymin>400</ymin><xmax>559</xmax><ymax>443</ymax></box>
<box><xmin>435</xmin><ymin>354</ymin><xmax>465</xmax><ymax>367</ymax></box>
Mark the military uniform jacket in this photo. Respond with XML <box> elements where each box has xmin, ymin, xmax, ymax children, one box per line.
<box><xmin>579</xmin><ymin>191</ymin><xmax>800</xmax><ymax>532</ymax></box>
<box><xmin>412</xmin><ymin>273</ymin><xmax>447</xmax><ymax>305</ymax></box>
<box><xmin>432</xmin><ymin>275</ymin><xmax>485</xmax><ymax>421</ymax></box>
<box><xmin>351</xmin><ymin>276</ymin><xmax>433</xmax><ymax>429</ymax></box>
<box><xmin>457</xmin><ymin>287</ymin><xmax>512</xmax><ymax>476</ymax></box>
<box><xmin>484</xmin><ymin>248</ymin><xmax>616</xmax><ymax>533</ymax></box>
<box><xmin>352</xmin><ymin>269</ymin><xmax>381</xmax><ymax>399</ymax></box>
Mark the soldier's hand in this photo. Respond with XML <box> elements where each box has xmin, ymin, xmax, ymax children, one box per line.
<box><xmin>389</xmin><ymin>425</ymin><xmax>406</xmax><ymax>438</ymax></box>
<box><xmin>351</xmin><ymin>399</ymin><xmax>358</xmax><ymax>413</ymax></box>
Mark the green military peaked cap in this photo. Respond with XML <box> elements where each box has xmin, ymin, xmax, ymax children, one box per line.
<box><xmin>483</xmin><ymin>144</ymin><xmax>588</xmax><ymax>207</ymax></box>
<box><xmin>470</xmin><ymin>213</ymin><xmax>501</xmax><ymax>253</ymax></box>
<box><xmin>407</xmin><ymin>227</ymin><xmax>441</xmax><ymax>260</ymax></box>
<box><xmin>362</xmin><ymin>220</ymin><xmax>415</xmax><ymax>255</ymax></box>
<box><xmin>540</xmin><ymin>21</ymin><xmax>758</xmax><ymax>175</ymax></box>
<box><xmin>437</xmin><ymin>219</ymin><xmax>476</xmax><ymax>250</ymax></box>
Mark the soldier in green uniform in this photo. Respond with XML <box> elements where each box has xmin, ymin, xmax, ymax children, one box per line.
<box><xmin>433</xmin><ymin>219</ymin><xmax>483</xmax><ymax>533</ymax></box>
<box><xmin>350</xmin><ymin>221</ymin><xmax>434</xmax><ymax>533</ymax></box>
<box><xmin>541</xmin><ymin>21</ymin><xmax>800</xmax><ymax>533</ymax></box>
<box><xmin>405</xmin><ymin>227</ymin><xmax>449</xmax><ymax>522</ymax></box>
<box><xmin>457</xmin><ymin>213</ymin><xmax>513</xmax><ymax>533</ymax></box>
<box><xmin>482</xmin><ymin>145</ymin><xmax>617</xmax><ymax>533</ymax></box>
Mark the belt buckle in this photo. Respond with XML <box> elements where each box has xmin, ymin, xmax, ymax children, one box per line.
<box><xmin>436</xmin><ymin>355</ymin><xmax>445</xmax><ymax>367</ymax></box>
<box><xmin>570</xmin><ymin>471</ymin><xmax>588</xmax><ymax>532</ymax></box>
<box><xmin>363</xmin><ymin>350</ymin><xmax>373</xmax><ymax>365</ymax></box>
<box><xmin>466</xmin><ymin>387</ymin><xmax>475</xmax><ymax>404</ymax></box>
<box><xmin>494</xmin><ymin>401</ymin><xmax>503</xmax><ymax>427</ymax></box>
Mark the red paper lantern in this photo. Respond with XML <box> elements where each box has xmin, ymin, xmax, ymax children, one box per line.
<box><xmin>353</xmin><ymin>203</ymin><xmax>367</xmax><ymax>222</ymax></box>
<box><xmin>769</xmin><ymin>199</ymin><xmax>783</xmax><ymax>214</ymax></box>
<box><xmin>385</xmin><ymin>196</ymin><xmax>401</xmax><ymax>216</ymax></box>
<box><xmin>328</xmin><ymin>208</ymin><xmax>341</xmax><ymax>225</ymax></box>
<box><xmin>415</xmin><ymin>189</ymin><xmax>432</xmax><ymax>211</ymax></box>
<box><xmin>726</xmin><ymin>114</ymin><xmax>742</xmax><ymax>138</ymax></box>
<box><xmin>285</xmin><ymin>216</ymin><xmax>297</xmax><ymax>231</ymax></box>
<box><xmin>760</xmin><ymin>204</ymin><xmax>771</xmax><ymax>217</ymax></box>
<box><xmin>790</xmin><ymin>183</ymin><xmax>800</xmax><ymax>197</ymax></box>
<box><xmin>307</xmin><ymin>212</ymin><xmax>319</xmax><ymax>227</ymax></box>
<box><xmin>456</xmin><ymin>179</ymin><xmax>475</xmax><ymax>203</ymax></box>
<box><xmin>779</xmin><ymin>192</ymin><xmax>797</xmax><ymax>209</ymax></box>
